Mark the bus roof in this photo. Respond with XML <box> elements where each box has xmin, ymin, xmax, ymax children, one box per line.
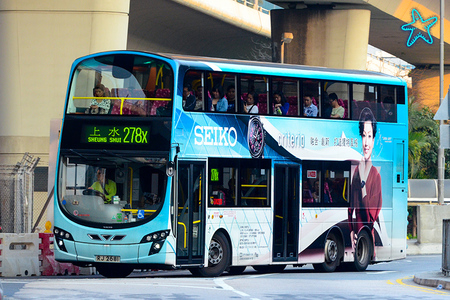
<box><xmin>81</xmin><ymin>50</ymin><xmax>407</xmax><ymax>86</ymax></box>
<box><xmin>159</xmin><ymin>52</ymin><xmax>406</xmax><ymax>86</ymax></box>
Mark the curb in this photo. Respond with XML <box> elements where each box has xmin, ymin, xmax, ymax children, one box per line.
<box><xmin>414</xmin><ymin>271</ymin><xmax>450</xmax><ymax>290</ymax></box>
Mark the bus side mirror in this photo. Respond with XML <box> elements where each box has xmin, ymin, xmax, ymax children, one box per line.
<box><xmin>166</xmin><ymin>161</ymin><xmax>175</xmax><ymax>177</ymax></box>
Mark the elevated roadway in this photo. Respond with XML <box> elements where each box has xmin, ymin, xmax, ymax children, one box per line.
<box><xmin>127</xmin><ymin>0</ymin><xmax>450</xmax><ymax>66</ymax></box>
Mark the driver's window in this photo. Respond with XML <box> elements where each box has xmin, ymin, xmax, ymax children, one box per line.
<box><xmin>86</xmin><ymin>167</ymin><xmax>117</xmax><ymax>204</ymax></box>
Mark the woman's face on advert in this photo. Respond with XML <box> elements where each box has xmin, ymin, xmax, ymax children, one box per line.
<box><xmin>362</xmin><ymin>121</ymin><xmax>374</xmax><ymax>161</ymax></box>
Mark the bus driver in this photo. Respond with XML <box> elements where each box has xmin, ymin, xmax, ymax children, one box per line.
<box><xmin>89</xmin><ymin>168</ymin><xmax>117</xmax><ymax>203</ymax></box>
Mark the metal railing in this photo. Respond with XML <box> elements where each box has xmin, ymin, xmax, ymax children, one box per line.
<box><xmin>235</xmin><ymin>0</ymin><xmax>271</xmax><ymax>15</ymax></box>
<box><xmin>0</xmin><ymin>153</ymin><xmax>40</xmax><ymax>233</ymax></box>
<box><xmin>408</xmin><ymin>179</ymin><xmax>450</xmax><ymax>204</ymax></box>
<box><xmin>443</xmin><ymin>219</ymin><xmax>450</xmax><ymax>276</ymax></box>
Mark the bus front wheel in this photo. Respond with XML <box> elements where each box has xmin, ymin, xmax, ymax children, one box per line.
<box><xmin>96</xmin><ymin>264</ymin><xmax>134</xmax><ymax>278</ymax></box>
<box><xmin>194</xmin><ymin>231</ymin><xmax>230</xmax><ymax>277</ymax></box>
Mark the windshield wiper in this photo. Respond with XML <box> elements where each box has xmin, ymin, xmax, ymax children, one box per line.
<box><xmin>69</xmin><ymin>149</ymin><xmax>88</xmax><ymax>160</ymax></box>
<box><xmin>100</xmin><ymin>149</ymin><xmax>137</xmax><ymax>163</ymax></box>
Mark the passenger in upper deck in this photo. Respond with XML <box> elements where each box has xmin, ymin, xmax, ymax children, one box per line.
<box><xmin>183</xmin><ymin>84</ymin><xmax>196</xmax><ymax>111</ymax></box>
<box><xmin>329</xmin><ymin>93</ymin><xmax>345</xmax><ymax>119</ymax></box>
<box><xmin>194</xmin><ymin>85</ymin><xmax>205</xmax><ymax>111</ymax></box>
<box><xmin>210</xmin><ymin>85</ymin><xmax>228</xmax><ymax>112</ymax></box>
<box><xmin>303</xmin><ymin>94</ymin><xmax>318</xmax><ymax>117</ymax></box>
<box><xmin>226</xmin><ymin>85</ymin><xmax>236</xmax><ymax>112</ymax></box>
<box><xmin>85</xmin><ymin>85</ymin><xmax>111</xmax><ymax>114</ymax></box>
<box><xmin>243</xmin><ymin>92</ymin><xmax>259</xmax><ymax>114</ymax></box>
<box><xmin>273</xmin><ymin>91</ymin><xmax>289</xmax><ymax>115</ymax></box>
<box><xmin>381</xmin><ymin>96</ymin><xmax>395</xmax><ymax>122</ymax></box>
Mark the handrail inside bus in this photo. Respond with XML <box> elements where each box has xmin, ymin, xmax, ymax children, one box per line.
<box><xmin>72</xmin><ymin>96</ymin><xmax>171</xmax><ymax>115</ymax></box>
<box><xmin>178</xmin><ymin>220</ymin><xmax>201</xmax><ymax>248</ymax></box>
<box><xmin>128</xmin><ymin>167</ymin><xmax>133</xmax><ymax>207</ymax></box>
<box><xmin>178</xmin><ymin>222</ymin><xmax>187</xmax><ymax>248</ymax></box>
<box><xmin>122</xmin><ymin>209</ymin><xmax>156</xmax><ymax>213</ymax></box>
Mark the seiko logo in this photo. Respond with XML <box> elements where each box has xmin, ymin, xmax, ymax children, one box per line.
<box><xmin>194</xmin><ymin>125</ymin><xmax>237</xmax><ymax>146</ymax></box>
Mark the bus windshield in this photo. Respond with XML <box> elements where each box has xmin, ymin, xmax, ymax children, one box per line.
<box><xmin>58</xmin><ymin>153</ymin><xmax>168</xmax><ymax>226</ymax></box>
<box><xmin>66</xmin><ymin>54</ymin><xmax>173</xmax><ymax>116</ymax></box>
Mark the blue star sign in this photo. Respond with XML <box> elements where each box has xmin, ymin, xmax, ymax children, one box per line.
<box><xmin>401</xmin><ymin>9</ymin><xmax>438</xmax><ymax>47</ymax></box>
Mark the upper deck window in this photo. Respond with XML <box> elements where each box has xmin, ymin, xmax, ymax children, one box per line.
<box><xmin>66</xmin><ymin>54</ymin><xmax>173</xmax><ymax>117</ymax></box>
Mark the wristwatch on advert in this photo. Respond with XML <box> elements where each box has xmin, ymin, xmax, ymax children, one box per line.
<box><xmin>247</xmin><ymin>116</ymin><xmax>265</xmax><ymax>158</ymax></box>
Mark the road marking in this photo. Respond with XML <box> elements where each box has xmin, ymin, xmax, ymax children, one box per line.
<box><xmin>214</xmin><ymin>277</ymin><xmax>255</xmax><ymax>298</ymax></box>
<box><xmin>366</xmin><ymin>271</ymin><xmax>396</xmax><ymax>275</ymax></box>
<box><xmin>395</xmin><ymin>276</ymin><xmax>450</xmax><ymax>295</ymax></box>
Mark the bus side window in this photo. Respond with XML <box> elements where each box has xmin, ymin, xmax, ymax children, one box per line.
<box><xmin>272</xmin><ymin>77</ymin><xmax>298</xmax><ymax>116</ymax></box>
<box><xmin>302</xmin><ymin>168</ymin><xmax>320</xmax><ymax>205</ymax></box>
<box><xmin>379</xmin><ymin>85</ymin><xmax>397</xmax><ymax>122</ymax></box>
<box><xmin>184</xmin><ymin>71</ymin><xmax>203</xmax><ymax>111</ymax></box>
<box><xmin>302</xmin><ymin>80</ymin><xmax>320</xmax><ymax>117</ymax></box>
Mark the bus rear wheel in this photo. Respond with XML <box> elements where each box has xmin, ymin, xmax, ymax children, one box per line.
<box><xmin>194</xmin><ymin>231</ymin><xmax>230</xmax><ymax>277</ymax></box>
<box><xmin>353</xmin><ymin>230</ymin><xmax>372</xmax><ymax>271</ymax></box>
<box><xmin>96</xmin><ymin>264</ymin><xmax>134</xmax><ymax>278</ymax></box>
<box><xmin>313</xmin><ymin>232</ymin><xmax>341</xmax><ymax>272</ymax></box>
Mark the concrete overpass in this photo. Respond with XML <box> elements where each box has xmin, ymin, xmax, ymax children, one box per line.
<box><xmin>127</xmin><ymin>0</ymin><xmax>450</xmax><ymax>66</ymax></box>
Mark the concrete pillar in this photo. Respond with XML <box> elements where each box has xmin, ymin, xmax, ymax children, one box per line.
<box><xmin>271</xmin><ymin>8</ymin><xmax>371</xmax><ymax>70</ymax></box>
<box><xmin>0</xmin><ymin>0</ymin><xmax>130</xmax><ymax>165</ymax></box>
<box><xmin>409</xmin><ymin>66</ymin><xmax>450</xmax><ymax>112</ymax></box>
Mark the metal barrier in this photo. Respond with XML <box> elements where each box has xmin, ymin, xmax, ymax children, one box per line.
<box><xmin>408</xmin><ymin>179</ymin><xmax>450</xmax><ymax>204</ymax></box>
<box><xmin>443</xmin><ymin>219</ymin><xmax>450</xmax><ymax>276</ymax></box>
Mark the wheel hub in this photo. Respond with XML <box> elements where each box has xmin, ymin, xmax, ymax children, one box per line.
<box><xmin>325</xmin><ymin>239</ymin><xmax>338</xmax><ymax>262</ymax></box>
<box><xmin>209</xmin><ymin>240</ymin><xmax>223</xmax><ymax>265</ymax></box>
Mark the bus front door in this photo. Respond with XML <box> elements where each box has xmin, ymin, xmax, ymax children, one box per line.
<box><xmin>273</xmin><ymin>165</ymin><xmax>299</xmax><ymax>262</ymax></box>
<box><xmin>176</xmin><ymin>161</ymin><xmax>205</xmax><ymax>265</ymax></box>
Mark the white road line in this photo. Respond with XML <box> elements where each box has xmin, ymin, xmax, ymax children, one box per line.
<box><xmin>365</xmin><ymin>271</ymin><xmax>396</xmax><ymax>275</ymax></box>
<box><xmin>214</xmin><ymin>277</ymin><xmax>251</xmax><ymax>297</ymax></box>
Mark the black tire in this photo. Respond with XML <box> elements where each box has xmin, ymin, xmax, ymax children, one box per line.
<box><xmin>312</xmin><ymin>232</ymin><xmax>341</xmax><ymax>272</ymax></box>
<box><xmin>252</xmin><ymin>265</ymin><xmax>286</xmax><ymax>273</ymax></box>
<box><xmin>227</xmin><ymin>266</ymin><xmax>246</xmax><ymax>275</ymax></box>
<box><xmin>189</xmin><ymin>268</ymin><xmax>202</xmax><ymax>277</ymax></box>
<box><xmin>353</xmin><ymin>230</ymin><xmax>372</xmax><ymax>271</ymax></box>
<box><xmin>96</xmin><ymin>264</ymin><xmax>134</xmax><ymax>278</ymax></box>
<box><xmin>195</xmin><ymin>231</ymin><xmax>230</xmax><ymax>277</ymax></box>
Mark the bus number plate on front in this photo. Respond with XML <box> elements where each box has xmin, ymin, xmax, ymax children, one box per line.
<box><xmin>95</xmin><ymin>255</ymin><xmax>120</xmax><ymax>263</ymax></box>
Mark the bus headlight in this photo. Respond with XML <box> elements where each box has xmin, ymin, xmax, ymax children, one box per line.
<box><xmin>140</xmin><ymin>230</ymin><xmax>170</xmax><ymax>243</ymax></box>
<box><xmin>149</xmin><ymin>241</ymin><xmax>163</xmax><ymax>255</ymax></box>
<box><xmin>140</xmin><ymin>230</ymin><xmax>170</xmax><ymax>256</ymax></box>
<box><xmin>53</xmin><ymin>227</ymin><xmax>74</xmax><ymax>253</ymax></box>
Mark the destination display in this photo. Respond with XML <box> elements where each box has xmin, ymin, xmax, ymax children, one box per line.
<box><xmin>81</xmin><ymin>125</ymin><xmax>150</xmax><ymax>144</ymax></box>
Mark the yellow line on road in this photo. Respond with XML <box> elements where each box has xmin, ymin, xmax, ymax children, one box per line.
<box><xmin>393</xmin><ymin>276</ymin><xmax>450</xmax><ymax>296</ymax></box>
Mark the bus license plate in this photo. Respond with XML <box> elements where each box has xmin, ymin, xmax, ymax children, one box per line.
<box><xmin>95</xmin><ymin>255</ymin><xmax>121</xmax><ymax>263</ymax></box>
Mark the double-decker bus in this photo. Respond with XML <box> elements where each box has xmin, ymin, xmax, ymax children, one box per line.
<box><xmin>54</xmin><ymin>51</ymin><xmax>407</xmax><ymax>278</ymax></box>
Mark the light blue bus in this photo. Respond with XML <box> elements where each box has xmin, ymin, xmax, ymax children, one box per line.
<box><xmin>55</xmin><ymin>51</ymin><xmax>408</xmax><ymax>278</ymax></box>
